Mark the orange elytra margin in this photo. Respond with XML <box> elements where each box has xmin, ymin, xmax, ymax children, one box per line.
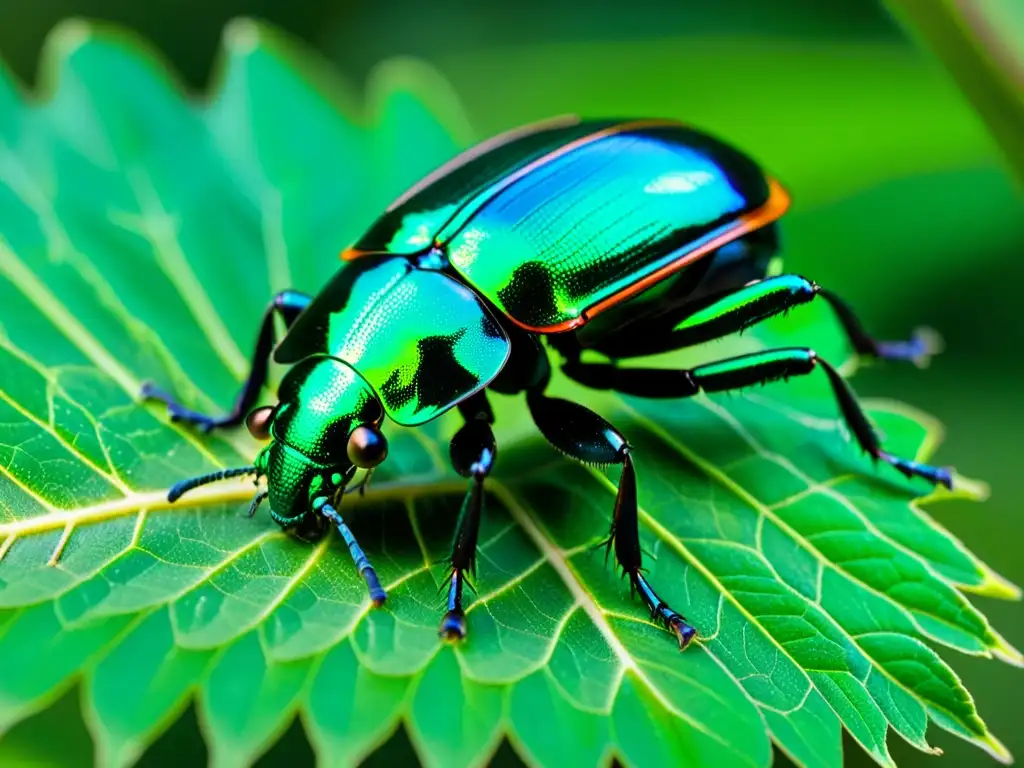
<box><xmin>517</xmin><ymin>178</ymin><xmax>792</xmax><ymax>334</ymax></box>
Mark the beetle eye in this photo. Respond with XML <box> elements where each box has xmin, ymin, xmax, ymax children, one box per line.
<box><xmin>347</xmin><ymin>425</ymin><xmax>388</xmax><ymax>469</ymax></box>
<box><xmin>245</xmin><ymin>406</ymin><xmax>275</xmax><ymax>441</ymax></box>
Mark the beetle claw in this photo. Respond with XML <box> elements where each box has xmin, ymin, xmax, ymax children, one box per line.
<box><xmin>909</xmin><ymin>326</ymin><xmax>944</xmax><ymax>369</ymax></box>
<box><xmin>439</xmin><ymin>609</ymin><xmax>467</xmax><ymax>641</ymax></box>
<box><xmin>669</xmin><ymin>616</ymin><xmax>697</xmax><ymax>650</ymax></box>
<box><xmin>874</xmin><ymin>326</ymin><xmax>944</xmax><ymax>369</ymax></box>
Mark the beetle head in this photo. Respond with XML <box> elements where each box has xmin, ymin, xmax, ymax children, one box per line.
<box><xmin>246</xmin><ymin>357</ymin><xmax>388</xmax><ymax>534</ymax></box>
<box><xmin>163</xmin><ymin>357</ymin><xmax>390</xmax><ymax>530</ymax></box>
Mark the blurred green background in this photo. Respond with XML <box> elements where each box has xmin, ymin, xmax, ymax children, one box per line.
<box><xmin>0</xmin><ymin>0</ymin><xmax>1020</xmax><ymax>766</ymax></box>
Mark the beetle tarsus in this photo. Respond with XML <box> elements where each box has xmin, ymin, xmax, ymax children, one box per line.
<box><xmin>668</xmin><ymin>615</ymin><xmax>698</xmax><ymax>651</ymax></box>
<box><xmin>141</xmin><ymin>381</ymin><xmax>238</xmax><ymax>432</ymax></box>
<box><xmin>816</xmin><ymin>289</ymin><xmax>945</xmax><ymax>368</ymax></box>
<box><xmin>439</xmin><ymin>568</ymin><xmax>470</xmax><ymax>640</ymax></box>
<box><xmin>440</xmin><ymin>606</ymin><xmax>467</xmax><ymax>641</ymax></box>
<box><xmin>874</xmin><ymin>326</ymin><xmax>944</xmax><ymax>369</ymax></box>
<box><xmin>630</xmin><ymin>570</ymin><xmax>697</xmax><ymax>650</ymax></box>
<box><xmin>877</xmin><ymin>451</ymin><xmax>954</xmax><ymax>490</ymax></box>
<box><xmin>247</xmin><ymin>491</ymin><xmax>269</xmax><ymax>518</ymax></box>
<box><xmin>362</xmin><ymin>565</ymin><xmax>388</xmax><ymax>606</ymax></box>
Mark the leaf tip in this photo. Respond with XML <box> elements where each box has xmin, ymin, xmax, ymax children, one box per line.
<box><xmin>980</xmin><ymin>732</ymin><xmax>1014</xmax><ymax>765</ymax></box>
<box><xmin>364</xmin><ymin>57</ymin><xmax>476</xmax><ymax>147</ymax></box>
<box><xmin>952</xmin><ymin>472</ymin><xmax>991</xmax><ymax>502</ymax></box>
<box><xmin>223</xmin><ymin>17</ymin><xmax>262</xmax><ymax>56</ymax></box>
<box><xmin>46</xmin><ymin>18</ymin><xmax>93</xmax><ymax>61</ymax></box>
<box><xmin>920</xmin><ymin>471</ymin><xmax>990</xmax><ymax>504</ymax></box>
<box><xmin>991</xmin><ymin>634</ymin><xmax>1024</xmax><ymax>668</ymax></box>
<box><xmin>968</xmin><ymin>567</ymin><xmax>1023</xmax><ymax>602</ymax></box>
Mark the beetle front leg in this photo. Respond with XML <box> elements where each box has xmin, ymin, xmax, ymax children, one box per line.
<box><xmin>439</xmin><ymin>401</ymin><xmax>497</xmax><ymax>641</ymax></box>
<box><xmin>316</xmin><ymin>498</ymin><xmax>387</xmax><ymax>606</ymax></box>
<box><xmin>591</xmin><ymin>274</ymin><xmax>940</xmax><ymax>367</ymax></box>
<box><xmin>563</xmin><ymin>349</ymin><xmax>953</xmax><ymax>488</ymax></box>
<box><xmin>526</xmin><ymin>391</ymin><xmax>697</xmax><ymax>649</ymax></box>
<box><xmin>141</xmin><ymin>289</ymin><xmax>311</xmax><ymax>432</ymax></box>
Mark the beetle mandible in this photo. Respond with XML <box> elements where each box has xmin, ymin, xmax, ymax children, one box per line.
<box><xmin>145</xmin><ymin>116</ymin><xmax>950</xmax><ymax>648</ymax></box>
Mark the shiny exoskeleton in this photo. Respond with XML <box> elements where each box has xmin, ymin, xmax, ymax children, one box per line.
<box><xmin>145</xmin><ymin>116</ymin><xmax>949</xmax><ymax>649</ymax></box>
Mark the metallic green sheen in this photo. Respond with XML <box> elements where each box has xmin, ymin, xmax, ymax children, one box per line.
<box><xmin>444</xmin><ymin>126</ymin><xmax>764</xmax><ymax>329</ymax></box>
<box><xmin>694</xmin><ymin>348</ymin><xmax>815</xmax><ymax>379</ymax></box>
<box><xmin>252</xmin><ymin>357</ymin><xmax>380</xmax><ymax>523</ymax></box>
<box><xmin>275</xmin><ymin>255</ymin><xmax>510</xmax><ymax>426</ymax></box>
<box><xmin>353</xmin><ymin>117</ymin><xmax>617</xmax><ymax>255</ymax></box>
<box><xmin>673</xmin><ymin>274</ymin><xmax>816</xmax><ymax>331</ymax></box>
<box><xmin>272</xmin><ymin>357</ymin><xmax>381</xmax><ymax>463</ymax></box>
<box><xmin>257</xmin><ymin>442</ymin><xmax>330</xmax><ymax>525</ymax></box>
<box><xmin>349</xmin><ymin>119</ymin><xmax>771</xmax><ymax>330</ymax></box>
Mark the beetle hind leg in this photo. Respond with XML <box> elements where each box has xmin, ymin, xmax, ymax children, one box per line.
<box><xmin>562</xmin><ymin>349</ymin><xmax>953</xmax><ymax>489</ymax></box>
<box><xmin>816</xmin><ymin>288</ymin><xmax>942</xmax><ymax>367</ymax></box>
<box><xmin>527</xmin><ymin>391</ymin><xmax>697</xmax><ymax>650</ymax></box>
<box><xmin>584</xmin><ymin>274</ymin><xmax>942</xmax><ymax>369</ymax></box>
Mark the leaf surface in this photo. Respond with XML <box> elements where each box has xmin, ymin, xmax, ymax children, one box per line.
<box><xmin>0</xmin><ymin>19</ymin><xmax>1018</xmax><ymax>768</ymax></box>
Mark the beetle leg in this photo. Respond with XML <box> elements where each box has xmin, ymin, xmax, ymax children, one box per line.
<box><xmin>141</xmin><ymin>290</ymin><xmax>311</xmax><ymax>431</ymax></box>
<box><xmin>526</xmin><ymin>392</ymin><xmax>697</xmax><ymax>650</ymax></box>
<box><xmin>440</xmin><ymin>404</ymin><xmax>496</xmax><ymax>641</ymax></box>
<box><xmin>588</xmin><ymin>274</ymin><xmax>940</xmax><ymax>367</ymax></box>
<box><xmin>563</xmin><ymin>348</ymin><xmax>953</xmax><ymax>489</ymax></box>
<box><xmin>316</xmin><ymin>498</ymin><xmax>387</xmax><ymax>606</ymax></box>
<box><xmin>815</xmin><ymin>288</ymin><xmax>942</xmax><ymax>368</ymax></box>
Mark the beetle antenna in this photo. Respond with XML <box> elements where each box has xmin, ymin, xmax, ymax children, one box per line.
<box><xmin>167</xmin><ymin>466</ymin><xmax>256</xmax><ymax>503</ymax></box>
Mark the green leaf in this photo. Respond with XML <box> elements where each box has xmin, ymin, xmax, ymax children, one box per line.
<box><xmin>0</xmin><ymin>18</ymin><xmax>1019</xmax><ymax>768</ymax></box>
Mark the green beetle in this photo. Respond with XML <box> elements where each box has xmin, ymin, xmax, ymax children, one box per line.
<box><xmin>146</xmin><ymin>116</ymin><xmax>948</xmax><ymax>648</ymax></box>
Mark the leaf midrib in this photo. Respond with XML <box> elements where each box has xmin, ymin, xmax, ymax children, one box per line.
<box><xmin>0</xmin><ymin>477</ymin><xmax>466</xmax><ymax>557</ymax></box>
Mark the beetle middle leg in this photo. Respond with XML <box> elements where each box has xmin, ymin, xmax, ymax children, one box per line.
<box><xmin>526</xmin><ymin>390</ymin><xmax>697</xmax><ymax>649</ymax></box>
<box><xmin>587</xmin><ymin>274</ymin><xmax>940</xmax><ymax>366</ymax></box>
<box><xmin>142</xmin><ymin>289</ymin><xmax>311</xmax><ymax>431</ymax></box>
<box><xmin>563</xmin><ymin>348</ymin><xmax>953</xmax><ymax>488</ymax></box>
<box><xmin>439</xmin><ymin>394</ymin><xmax>497</xmax><ymax>640</ymax></box>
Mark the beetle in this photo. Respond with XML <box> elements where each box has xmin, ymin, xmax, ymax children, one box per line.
<box><xmin>144</xmin><ymin>116</ymin><xmax>950</xmax><ymax>649</ymax></box>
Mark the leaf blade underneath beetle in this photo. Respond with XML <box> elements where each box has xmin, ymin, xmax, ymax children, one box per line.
<box><xmin>0</xmin><ymin>18</ymin><xmax>1017</xmax><ymax>768</ymax></box>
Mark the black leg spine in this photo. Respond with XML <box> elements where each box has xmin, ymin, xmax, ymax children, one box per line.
<box><xmin>526</xmin><ymin>392</ymin><xmax>697</xmax><ymax>649</ymax></box>
<box><xmin>440</xmin><ymin>400</ymin><xmax>496</xmax><ymax>641</ymax></box>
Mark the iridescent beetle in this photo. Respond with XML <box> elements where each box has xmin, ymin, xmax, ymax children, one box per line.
<box><xmin>145</xmin><ymin>116</ymin><xmax>949</xmax><ymax>648</ymax></box>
